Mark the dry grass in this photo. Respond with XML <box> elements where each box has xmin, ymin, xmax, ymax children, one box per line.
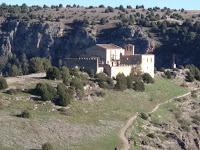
<box><xmin>0</xmin><ymin>74</ymin><xmax>188</xmax><ymax>149</ymax></box>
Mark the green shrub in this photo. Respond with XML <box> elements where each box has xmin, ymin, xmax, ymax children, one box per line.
<box><xmin>191</xmin><ymin>90</ymin><xmax>198</xmax><ymax>98</ymax></box>
<box><xmin>147</xmin><ymin>133</ymin><xmax>155</xmax><ymax>138</ymax></box>
<box><xmin>70</xmin><ymin>77</ymin><xmax>84</xmax><ymax>91</ymax></box>
<box><xmin>149</xmin><ymin>97</ymin><xmax>153</xmax><ymax>101</ymax></box>
<box><xmin>126</xmin><ymin>76</ymin><xmax>134</xmax><ymax>89</ymax></box>
<box><xmin>18</xmin><ymin>110</ymin><xmax>30</xmax><ymax>118</ymax></box>
<box><xmin>60</xmin><ymin>66</ymin><xmax>70</xmax><ymax>77</ymax></box>
<box><xmin>95</xmin><ymin>73</ymin><xmax>114</xmax><ymax>89</ymax></box>
<box><xmin>100</xmin><ymin>18</ymin><xmax>108</xmax><ymax>25</ymax></box>
<box><xmin>6</xmin><ymin>89</ymin><xmax>21</xmax><ymax>95</ymax></box>
<box><xmin>70</xmin><ymin>77</ymin><xmax>85</xmax><ymax>99</ymax></box>
<box><xmin>0</xmin><ymin>77</ymin><xmax>8</xmax><ymax>90</ymax></box>
<box><xmin>105</xmin><ymin>6</ymin><xmax>114</xmax><ymax>13</ymax></box>
<box><xmin>186</xmin><ymin>64</ymin><xmax>200</xmax><ymax>81</ymax></box>
<box><xmin>96</xmin><ymin>91</ymin><xmax>106</xmax><ymax>97</ymax></box>
<box><xmin>95</xmin><ymin>73</ymin><xmax>107</xmax><ymax>81</ymax></box>
<box><xmin>78</xmin><ymin>72</ymin><xmax>90</xmax><ymax>84</ymax></box>
<box><xmin>140</xmin><ymin>112</ymin><xmax>149</xmax><ymax>120</ymax></box>
<box><xmin>42</xmin><ymin>142</ymin><xmax>53</xmax><ymax>150</ymax></box>
<box><xmin>34</xmin><ymin>83</ymin><xmax>56</xmax><ymax>101</ymax></box>
<box><xmin>115</xmin><ymin>73</ymin><xmax>127</xmax><ymax>91</ymax></box>
<box><xmin>57</xmin><ymin>107</ymin><xmax>69</xmax><ymax>115</ymax></box>
<box><xmin>9</xmin><ymin>65</ymin><xmax>22</xmax><ymax>77</ymax></box>
<box><xmin>164</xmin><ymin>70</ymin><xmax>172</xmax><ymax>79</ymax></box>
<box><xmin>106</xmin><ymin>77</ymin><xmax>114</xmax><ymax>88</ymax></box>
<box><xmin>76</xmin><ymin>89</ymin><xmax>84</xmax><ymax>99</ymax></box>
<box><xmin>29</xmin><ymin>57</ymin><xmax>51</xmax><ymax>73</ymax></box>
<box><xmin>185</xmin><ymin>71</ymin><xmax>195</xmax><ymax>82</ymax></box>
<box><xmin>192</xmin><ymin>119</ymin><xmax>200</xmax><ymax>125</ymax></box>
<box><xmin>61</xmin><ymin>66</ymin><xmax>71</xmax><ymax>85</ymax></box>
<box><xmin>142</xmin><ymin>73</ymin><xmax>154</xmax><ymax>84</ymax></box>
<box><xmin>70</xmin><ymin>68</ymin><xmax>80</xmax><ymax>77</ymax></box>
<box><xmin>56</xmin><ymin>83</ymin><xmax>72</xmax><ymax>106</ymax></box>
<box><xmin>63</xmin><ymin>77</ymin><xmax>71</xmax><ymax>86</ymax></box>
<box><xmin>133</xmin><ymin>80</ymin><xmax>145</xmax><ymax>92</ymax></box>
<box><xmin>87</xmin><ymin>69</ymin><xmax>95</xmax><ymax>78</ymax></box>
<box><xmin>46</xmin><ymin>67</ymin><xmax>61</xmax><ymax>80</ymax></box>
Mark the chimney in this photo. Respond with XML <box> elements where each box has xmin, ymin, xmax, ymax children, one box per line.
<box><xmin>124</xmin><ymin>44</ymin><xmax>135</xmax><ymax>56</ymax></box>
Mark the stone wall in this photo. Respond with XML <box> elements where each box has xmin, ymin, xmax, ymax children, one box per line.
<box><xmin>110</xmin><ymin>65</ymin><xmax>134</xmax><ymax>78</ymax></box>
<box><xmin>62</xmin><ymin>58</ymin><xmax>98</xmax><ymax>73</ymax></box>
<box><xmin>62</xmin><ymin>54</ymin><xmax>155</xmax><ymax>78</ymax></box>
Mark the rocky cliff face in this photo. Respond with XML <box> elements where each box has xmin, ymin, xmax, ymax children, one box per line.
<box><xmin>0</xmin><ymin>20</ymin><xmax>95</xmax><ymax>64</ymax></box>
<box><xmin>97</xmin><ymin>25</ymin><xmax>155</xmax><ymax>54</ymax></box>
<box><xmin>0</xmin><ymin>21</ymin><xmax>57</xmax><ymax>57</ymax></box>
<box><xmin>0</xmin><ymin>19</ymin><xmax>153</xmax><ymax>65</ymax></box>
<box><xmin>1</xmin><ymin>6</ymin><xmax>200</xmax><ymax>69</ymax></box>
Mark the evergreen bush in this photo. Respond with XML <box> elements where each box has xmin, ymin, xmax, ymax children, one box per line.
<box><xmin>115</xmin><ymin>73</ymin><xmax>127</xmax><ymax>91</ymax></box>
<box><xmin>42</xmin><ymin>142</ymin><xmax>53</xmax><ymax>150</ymax></box>
<box><xmin>142</xmin><ymin>73</ymin><xmax>154</xmax><ymax>84</ymax></box>
<box><xmin>56</xmin><ymin>83</ymin><xmax>72</xmax><ymax>106</ymax></box>
<box><xmin>133</xmin><ymin>80</ymin><xmax>145</xmax><ymax>92</ymax></box>
<box><xmin>0</xmin><ymin>77</ymin><xmax>8</xmax><ymax>90</ymax></box>
<box><xmin>34</xmin><ymin>83</ymin><xmax>56</xmax><ymax>101</ymax></box>
<box><xmin>185</xmin><ymin>71</ymin><xmax>195</xmax><ymax>82</ymax></box>
<box><xmin>46</xmin><ymin>67</ymin><xmax>61</xmax><ymax>80</ymax></box>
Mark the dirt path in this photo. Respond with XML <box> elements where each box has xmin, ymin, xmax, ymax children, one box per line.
<box><xmin>6</xmin><ymin>72</ymin><xmax>46</xmax><ymax>84</ymax></box>
<box><xmin>119</xmin><ymin>112</ymin><xmax>138</xmax><ymax>150</ymax></box>
<box><xmin>118</xmin><ymin>92</ymin><xmax>192</xmax><ymax>150</ymax></box>
<box><xmin>149</xmin><ymin>92</ymin><xmax>191</xmax><ymax>114</ymax></box>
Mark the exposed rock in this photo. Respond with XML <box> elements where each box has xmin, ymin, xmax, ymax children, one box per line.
<box><xmin>0</xmin><ymin>19</ymin><xmax>153</xmax><ymax>67</ymax></box>
<box><xmin>98</xmin><ymin>25</ymin><xmax>154</xmax><ymax>54</ymax></box>
<box><xmin>0</xmin><ymin>20</ymin><xmax>96</xmax><ymax>66</ymax></box>
<box><xmin>135</xmin><ymin>90</ymin><xmax>200</xmax><ymax>150</ymax></box>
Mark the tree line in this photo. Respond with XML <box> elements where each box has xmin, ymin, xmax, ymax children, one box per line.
<box><xmin>1</xmin><ymin>54</ymin><xmax>51</xmax><ymax>77</ymax></box>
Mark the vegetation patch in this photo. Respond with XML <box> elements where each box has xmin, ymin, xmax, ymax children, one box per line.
<box><xmin>17</xmin><ymin>110</ymin><xmax>31</xmax><ymax>118</ymax></box>
<box><xmin>130</xmin><ymin>88</ymin><xmax>199</xmax><ymax>149</ymax></box>
<box><xmin>0</xmin><ymin>77</ymin><xmax>8</xmax><ymax>90</ymax></box>
<box><xmin>42</xmin><ymin>142</ymin><xmax>54</xmax><ymax>150</ymax></box>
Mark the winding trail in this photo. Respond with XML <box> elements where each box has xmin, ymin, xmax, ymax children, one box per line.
<box><xmin>119</xmin><ymin>112</ymin><xmax>139</xmax><ymax>150</ymax></box>
<box><xmin>118</xmin><ymin>92</ymin><xmax>192</xmax><ymax>150</ymax></box>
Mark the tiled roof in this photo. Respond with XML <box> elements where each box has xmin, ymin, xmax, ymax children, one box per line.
<box><xmin>120</xmin><ymin>55</ymin><xmax>142</xmax><ymax>65</ymax></box>
<box><xmin>96</xmin><ymin>44</ymin><xmax>122</xmax><ymax>49</ymax></box>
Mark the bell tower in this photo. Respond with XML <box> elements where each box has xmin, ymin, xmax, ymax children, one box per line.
<box><xmin>124</xmin><ymin>44</ymin><xmax>135</xmax><ymax>56</ymax></box>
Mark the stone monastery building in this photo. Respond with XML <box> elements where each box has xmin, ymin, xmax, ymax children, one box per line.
<box><xmin>63</xmin><ymin>44</ymin><xmax>155</xmax><ymax>78</ymax></box>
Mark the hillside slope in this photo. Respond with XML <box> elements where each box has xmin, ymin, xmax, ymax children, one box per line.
<box><xmin>0</xmin><ymin>73</ymin><xmax>187</xmax><ymax>150</ymax></box>
<box><xmin>1</xmin><ymin>4</ymin><xmax>200</xmax><ymax>68</ymax></box>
